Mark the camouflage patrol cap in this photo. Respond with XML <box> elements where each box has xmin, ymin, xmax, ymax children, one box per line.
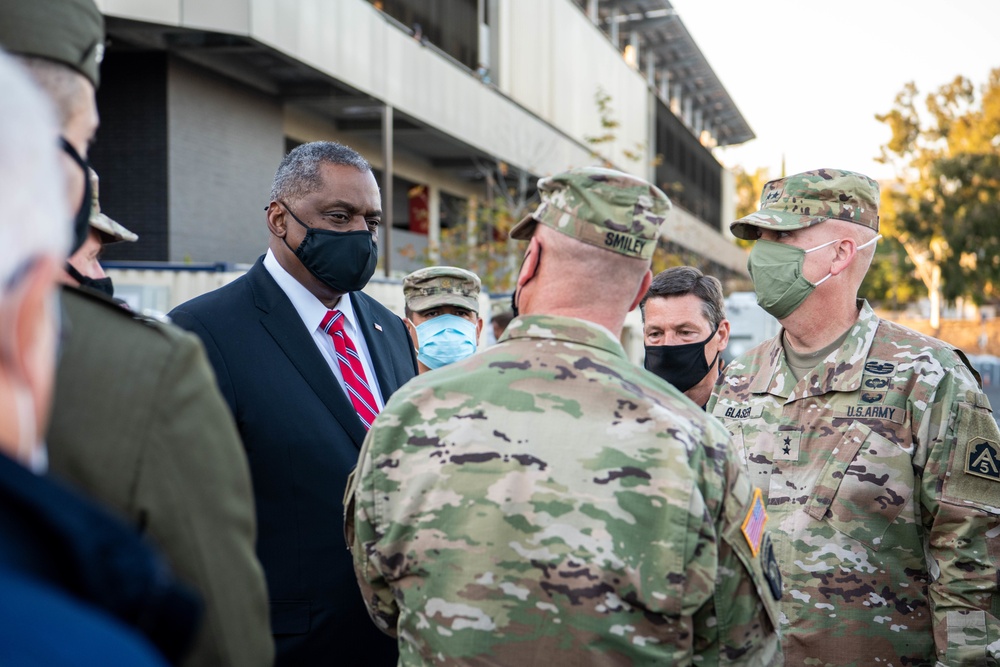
<box><xmin>88</xmin><ymin>168</ymin><xmax>137</xmax><ymax>243</ymax></box>
<box><xmin>731</xmin><ymin>168</ymin><xmax>880</xmax><ymax>240</ymax></box>
<box><xmin>0</xmin><ymin>0</ymin><xmax>105</xmax><ymax>89</ymax></box>
<box><xmin>509</xmin><ymin>166</ymin><xmax>671</xmax><ymax>260</ymax></box>
<box><xmin>404</xmin><ymin>266</ymin><xmax>481</xmax><ymax>314</ymax></box>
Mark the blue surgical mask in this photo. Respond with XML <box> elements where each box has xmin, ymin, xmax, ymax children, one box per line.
<box><xmin>416</xmin><ymin>314</ymin><xmax>478</xmax><ymax>370</ymax></box>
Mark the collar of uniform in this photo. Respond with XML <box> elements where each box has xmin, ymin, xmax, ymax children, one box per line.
<box><xmin>750</xmin><ymin>299</ymin><xmax>878</xmax><ymax>400</ymax></box>
<box><xmin>501</xmin><ymin>314</ymin><xmax>626</xmax><ymax>359</ymax></box>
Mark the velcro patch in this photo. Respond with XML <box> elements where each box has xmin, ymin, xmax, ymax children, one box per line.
<box><xmin>834</xmin><ymin>404</ymin><xmax>906</xmax><ymax>424</ymax></box>
<box><xmin>943</xmin><ymin>402</ymin><xmax>1000</xmax><ymax>512</ymax></box>
<box><xmin>760</xmin><ymin>532</ymin><xmax>782</xmax><ymax>601</ymax></box>
<box><xmin>741</xmin><ymin>487</ymin><xmax>768</xmax><ymax>556</ymax></box>
<box><xmin>966</xmin><ymin>440</ymin><xmax>1000</xmax><ymax>481</ymax></box>
<box><xmin>774</xmin><ymin>430</ymin><xmax>800</xmax><ymax>461</ymax></box>
<box><xmin>715</xmin><ymin>404</ymin><xmax>764</xmax><ymax>420</ymax></box>
<box><xmin>864</xmin><ymin>360</ymin><xmax>896</xmax><ymax>376</ymax></box>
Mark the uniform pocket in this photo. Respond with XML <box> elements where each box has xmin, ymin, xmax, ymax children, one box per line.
<box><xmin>806</xmin><ymin>421</ymin><xmax>914</xmax><ymax>550</ymax></box>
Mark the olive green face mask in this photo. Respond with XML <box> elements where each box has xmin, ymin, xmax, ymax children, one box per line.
<box><xmin>747</xmin><ymin>235</ymin><xmax>881</xmax><ymax>319</ymax></box>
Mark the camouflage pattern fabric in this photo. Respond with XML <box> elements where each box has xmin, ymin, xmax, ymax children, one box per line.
<box><xmin>346</xmin><ymin>314</ymin><xmax>782</xmax><ymax>666</ymax></box>
<box><xmin>403</xmin><ymin>266</ymin><xmax>481</xmax><ymax>314</ymax></box>
<box><xmin>508</xmin><ymin>167</ymin><xmax>671</xmax><ymax>260</ymax></box>
<box><xmin>730</xmin><ymin>169</ymin><xmax>880</xmax><ymax>241</ymax></box>
<box><xmin>88</xmin><ymin>167</ymin><xmax>138</xmax><ymax>243</ymax></box>
<box><xmin>707</xmin><ymin>300</ymin><xmax>1000</xmax><ymax>666</ymax></box>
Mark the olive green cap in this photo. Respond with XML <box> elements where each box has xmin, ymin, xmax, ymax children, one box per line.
<box><xmin>88</xmin><ymin>168</ymin><xmax>137</xmax><ymax>243</ymax></box>
<box><xmin>404</xmin><ymin>266</ymin><xmax>481</xmax><ymax>314</ymax></box>
<box><xmin>0</xmin><ymin>0</ymin><xmax>105</xmax><ymax>89</ymax></box>
<box><xmin>509</xmin><ymin>166</ymin><xmax>671</xmax><ymax>260</ymax></box>
<box><xmin>731</xmin><ymin>168</ymin><xmax>880</xmax><ymax>240</ymax></box>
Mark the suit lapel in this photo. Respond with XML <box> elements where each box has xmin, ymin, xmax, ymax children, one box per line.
<box><xmin>350</xmin><ymin>292</ymin><xmax>400</xmax><ymax>399</ymax></box>
<box><xmin>247</xmin><ymin>262</ymin><xmax>367</xmax><ymax>448</ymax></box>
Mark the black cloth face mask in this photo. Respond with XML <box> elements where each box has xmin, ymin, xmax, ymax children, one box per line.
<box><xmin>60</xmin><ymin>138</ymin><xmax>92</xmax><ymax>255</ymax></box>
<box><xmin>65</xmin><ymin>263</ymin><xmax>114</xmax><ymax>298</ymax></box>
<box><xmin>280</xmin><ymin>201</ymin><xmax>378</xmax><ymax>294</ymax></box>
<box><xmin>644</xmin><ymin>326</ymin><xmax>720</xmax><ymax>394</ymax></box>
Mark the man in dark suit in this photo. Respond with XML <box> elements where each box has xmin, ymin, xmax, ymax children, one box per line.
<box><xmin>170</xmin><ymin>141</ymin><xmax>418</xmax><ymax>666</ymax></box>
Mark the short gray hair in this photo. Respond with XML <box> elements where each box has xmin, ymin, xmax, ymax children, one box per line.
<box><xmin>12</xmin><ymin>55</ymin><xmax>91</xmax><ymax>128</ymax></box>
<box><xmin>0</xmin><ymin>52</ymin><xmax>69</xmax><ymax>292</ymax></box>
<box><xmin>640</xmin><ymin>266</ymin><xmax>726</xmax><ymax>329</ymax></box>
<box><xmin>270</xmin><ymin>141</ymin><xmax>372</xmax><ymax>202</ymax></box>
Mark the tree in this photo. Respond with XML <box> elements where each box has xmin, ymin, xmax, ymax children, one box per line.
<box><xmin>730</xmin><ymin>165</ymin><xmax>771</xmax><ymax>252</ymax></box>
<box><xmin>399</xmin><ymin>159</ymin><xmax>536</xmax><ymax>294</ymax></box>
<box><xmin>876</xmin><ymin>68</ymin><xmax>1000</xmax><ymax>327</ymax></box>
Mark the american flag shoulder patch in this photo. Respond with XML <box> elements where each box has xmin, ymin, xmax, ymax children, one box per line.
<box><xmin>741</xmin><ymin>487</ymin><xmax>768</xmax><ymax>557</ymax></box>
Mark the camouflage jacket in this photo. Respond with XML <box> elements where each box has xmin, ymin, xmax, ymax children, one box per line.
<box><xmin>708</xmin><ymin>300</ymin><xmax>1000</xmax><ymax>667</ymax></box>
<box><xmin>346</xmin><ymin>314</ymin><xmax>782</xmax><ymax>666</ymax></box>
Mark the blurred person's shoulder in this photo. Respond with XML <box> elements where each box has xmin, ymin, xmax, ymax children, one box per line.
<box><xmin>61</xmin><ymin>284</ymin><xmax>203</xmax><ymax>351</ymax></box>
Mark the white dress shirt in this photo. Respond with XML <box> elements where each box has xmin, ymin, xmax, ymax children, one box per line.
<box><xmin>263</xmin><ymin>249</ymin><xmax>385</xmax><ymax>409</ymax></box>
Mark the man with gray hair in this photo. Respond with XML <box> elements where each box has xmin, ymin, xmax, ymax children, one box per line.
<box><xmin>171</xmin><ymin>140</ymin><xmax>418</xmax><ymax>666</ymax></box>
<box><xmin>640</xmin><ymin>266</ymin><xmax>730</xmax><ymax>408</ymax></box>
<box><xmin>709</xmin><ymin>168</ymin><xmax>1000</xmax><ymax>665</ymax></box>
<box><xmin>347</xmin><ymin>167</ymin><xmax>781</xmax><ymax>665</ymax></box>
<box><xmin>0</xmin><ymin>47</ymin><xmax>181</xmax><ymax>666</ymax></box>
<box><xmin>0</xmin><ymin>0</ymin><xmax>273</xmax><ymax>664</ymax></box>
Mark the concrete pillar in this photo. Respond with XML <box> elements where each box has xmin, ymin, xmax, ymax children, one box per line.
<box><xmin>466</xmin><ymin>195</ymin><xmax>478</xmax><ymax>268</ymax></box>
<box><xmin>381</xmin><ymin>103</ymin><xmax>394</xmax><ymax>276</ymax></box>
<box><xmin>428</xmin><ymin>184</ymin><xmax>441</xmax><ymax>264</ymax></box>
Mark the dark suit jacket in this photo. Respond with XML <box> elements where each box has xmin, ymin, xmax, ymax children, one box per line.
<box><xmin>170</xmin><ymin>258</ymin><xmax>418</xmax><ymax>666</ymax></box>
<box><xmin>47</xmin><ymin>286</ymin><xmax>272</xmax><ymax>667</ymax></box>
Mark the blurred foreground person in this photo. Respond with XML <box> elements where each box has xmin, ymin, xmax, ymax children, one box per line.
<box><xmin>63</xmin><ymin>167</ymin><xmax>138</xmax><ymax>299</ymax></box>
<box><xmin>0</xmin><ymin>48</ymin><xmax>177</xmax><ymax>667</ymax></box>
<box><xmin>641</xmin><ymin>266</ymin><xmax>730</xmax><ymax>408</ymax></box>
<box><xmin>403</xmin><ymin>266</ymin><xmax>483</xmax><ymax>373</ymax></box>
<box><xmin>348</xmin><ymin>167</ymin><xmax>782</xmax><ymax>666</ymax></box>
<box><xmin>0</xmin><ymin>1</ymin><xmax>273</xmax><ymax>665</ymax></box>
<box><xmin>710</xmin><ymin>168</ymin><xmax>1000</xmax><ymax>666</ymax></box>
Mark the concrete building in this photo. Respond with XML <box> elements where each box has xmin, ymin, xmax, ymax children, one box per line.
<box><xmin>93</xmin><ymin>0</ymin><xmax>753</xmax><ymax>293</ymax></box>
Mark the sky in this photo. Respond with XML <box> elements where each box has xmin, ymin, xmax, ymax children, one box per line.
<box><xmin>667</xmin><ymin>0</ymin><xmax>1000</xmax><ymax>182</ymax></box>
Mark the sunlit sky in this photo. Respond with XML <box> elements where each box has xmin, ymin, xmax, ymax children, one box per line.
<box><xmin>668</xmin><ymin>0</ymin><xmax>1000</xmax><ymax>182</ymax></box>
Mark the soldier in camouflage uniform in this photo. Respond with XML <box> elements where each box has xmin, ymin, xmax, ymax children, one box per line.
<box><xmin>402</xmin><ymin>266</ymin><xmax>484</xmax><ymax>373</ymax></box>
<box><xmin>708</xmin><ymin>168</ymin><xmax>1000</xmax><ymax>666</ymax></box>
<box><xmin>346</xmin><ymin>166</ymin><xmax>783</xmax><ymax>666</ymax></box>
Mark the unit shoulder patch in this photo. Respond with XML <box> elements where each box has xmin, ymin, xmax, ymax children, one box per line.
<box><xmin>966</xmin><ymin>439</ymin><xmax>1000</xmax><ymax>482</ymax></box>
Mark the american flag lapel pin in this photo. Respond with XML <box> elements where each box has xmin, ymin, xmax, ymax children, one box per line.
<box><xmin>374</xmin><ymin>322</ymin><xmax>383</xmax><ymax>332</ymax></box>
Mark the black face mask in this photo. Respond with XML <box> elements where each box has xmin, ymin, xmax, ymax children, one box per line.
<box><xmin>65</xmin><ymin>262</ymin><xmax>114</xmax><ymax>298</ymax></box>
<box><xmin>280</xmin><ymin>201</ymin><xmax>378</xmax><ymax>293</ymax></box>
<box><xmin>644</xmin><ymin>326</ymin><xmax>720</xmax><ymax>394</ymax></box>
<box><xmin>60</xmin><ymin>138</ymin><xmax>92</xmax><ymax>255</ymax></box>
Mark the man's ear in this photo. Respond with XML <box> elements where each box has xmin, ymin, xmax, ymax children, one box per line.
<box><xmin>516</xmin><ymin>237</ymin><xmax>543</xmax><ymax>290</ymax></box>
<box><xmin>627</xmin><ymin>269</ymin><xmax>653</xmax><ymax>312</ymax></box>
<box><xmin>716</xmin><ymin>318</ymin><xmax>731</xmax><ymax>351</ymax></box>
<box><xmin>404</xmin><ymin>318</ymin><xmax>418</xmax><ymax>349</ymax></box>
<box><xmin>830</xmin><ymin>238</ymin><xmax>857</xmax><ymax>277</ymax></box>
<box><xmin>475</xmin><ymin>317</ymin><xmax>484</xmax><ymax>343</ymax></box>
<box><xmin>266</xmin><ymin>201</ymin><xmax>287</xmax><ymax>238</ymax></box>
<box><xmin>1</xmin><ymin>255</ymin><xmax>60</xmax><ymax>412</ymax></box>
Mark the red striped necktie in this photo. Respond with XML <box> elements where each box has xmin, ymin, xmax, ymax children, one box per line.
<box><xmin>320</xmin><ymin>310</ymin><xmax>379</xmax><ymax>429</ymax></box>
